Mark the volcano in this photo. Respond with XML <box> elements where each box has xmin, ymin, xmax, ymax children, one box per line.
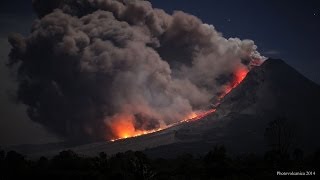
<box><xmin>143</xmin><ymin>58</ymin><xmax>320</xmax><ymax>157</ymax></box>
<box><xmin>11</xmin><ymin>58</ymin><xmax>320</xmax><ymax>157</ymax></box>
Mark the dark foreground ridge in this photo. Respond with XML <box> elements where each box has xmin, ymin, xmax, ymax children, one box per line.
<box><xmin>0</xmin><ymin>146</ymin><xmax>319</xmax><ymax>179</ymax></box>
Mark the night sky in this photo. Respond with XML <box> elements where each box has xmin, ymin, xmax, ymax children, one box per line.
<box><xmin>0</xmin><ymin>0</ymin><xmax>319</xmax><ymax>146</ymax></box>
<box><xmin>150</xmin><ymin>0</ymin><xmax>320</xmax><ymax>83</ymax></box>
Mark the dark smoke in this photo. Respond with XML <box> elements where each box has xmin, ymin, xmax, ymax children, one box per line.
<box><xmin>8</xmin><ymin>0</ymin><xmax>264</xmax><ymax>143</ymax></box>
<box><xmin>134</xmin><ymin>113</ymin><xmax>160</xmax><ymax>131</ymax></box>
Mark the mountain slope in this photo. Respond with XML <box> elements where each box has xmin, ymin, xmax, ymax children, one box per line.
<box><xmin>145</xmin><ymin>58</ymin><xmax>320</xmax><ymax>157</ymax></box>
<box><xmin>12</xmin><ymin>58</ymin><xmax>320</xmax><ymax>158</ymax></box>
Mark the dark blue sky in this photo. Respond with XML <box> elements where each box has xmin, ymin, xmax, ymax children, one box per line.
<box><xmin>150</xmin><ymin>0</ymin><xmax>320</xmax><ymax>84</ymax></box>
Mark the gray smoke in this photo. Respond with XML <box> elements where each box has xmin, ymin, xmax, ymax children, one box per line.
<box><xmin>8</xmin><ymin>0</ymin><xmax>264</xmax><ymax>142</ymax></box>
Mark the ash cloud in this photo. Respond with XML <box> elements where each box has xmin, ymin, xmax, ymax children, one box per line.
<box><xmin>8</xmin><ymin>0</ymin><xmax>264</xmax><ymax>142</ymax></box>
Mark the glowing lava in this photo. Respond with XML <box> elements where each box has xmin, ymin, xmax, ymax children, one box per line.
<box><xmin>182</xmin><ymin>109</ymin><xmax>217</xmax><ymax>123</ymax></box>
<box><xmin>110</xmin><ymin>115</ymin><xmax>136</xmax><ymax>139</ymax></box>
<box><xmin>108</xmin><ymin>114</ymin><xmax>164</xmax><ymax>142</ymax></box>
<box><xmin>219</xmin><ymin>66</ymin><xmax>249</xmax><ymax>99</ymax></box>
<box><xmin>108</xmin><ymin>110</ymin><xmax>217</xmax><ymax>142</ymax></box>
<box><xmin>109</xmin><ymin>66</ymin><xmax>249</xmax><ymax>142</ymax></box>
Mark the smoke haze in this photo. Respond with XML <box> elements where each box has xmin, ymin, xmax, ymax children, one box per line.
<box><xmin>8</xmin><ymin>0</ymin><xmax>264</xmax><ymax>142</ymax></box>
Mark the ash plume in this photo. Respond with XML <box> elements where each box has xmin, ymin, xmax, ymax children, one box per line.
<box><xmin>8</xmin><ymin>0</ymin><xmax>264</xmax><ymax>142</ymax></box>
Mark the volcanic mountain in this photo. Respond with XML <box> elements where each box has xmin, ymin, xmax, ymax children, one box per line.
<box><xmin>10</xmin><ymin>58</ymin><xmax>320</xmax><ymax>158</ymax></box>
<box><xmin>144</xmin><ymin>58</ymin><xmax>320</xmax><ymax>157</ymax></box>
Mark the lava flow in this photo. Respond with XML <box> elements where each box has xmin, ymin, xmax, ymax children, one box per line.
<box><xmin>219</xmin><ymin>66</ymin><xmax>249</xmax><ymax>99</ymax></box>
<box><xmin>108</xmin><ymin>114</ymin><xmax>164</xmax><ymax>142</ymax></box>
<box><xmin>109</xmin><ymin>67</ymin><xmax>249</xmax><ymax>142</ymax></box>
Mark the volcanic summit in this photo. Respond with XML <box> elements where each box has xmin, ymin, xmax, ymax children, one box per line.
<box><xmin>15</xmin><ymin>58</ymin><xmax>320</xmax><ymax>158</ymax></box>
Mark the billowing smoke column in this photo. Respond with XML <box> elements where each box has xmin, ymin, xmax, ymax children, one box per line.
<box><xmin>8</xmin><ymin>0</ymin><xmax>264</xmax><ymax>143</ymax></box>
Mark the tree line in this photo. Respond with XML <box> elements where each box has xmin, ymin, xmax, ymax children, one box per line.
<box><xmin>0</xmin><ymin>145</ymin><xmax>319</xmax><ymax>180</ymax></box>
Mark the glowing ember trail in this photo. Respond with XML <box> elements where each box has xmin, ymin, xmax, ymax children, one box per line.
<box><xmin>109</xmin><ymin>67</ymin><xmax>249</xmax><ymax>142</ymax></box>
<box><xmin>108</xmin><ymin>114</ymin><xmax>164</xmax><ymax>142</ymax></box>
<box><xmin>181</xmin><ymin>109</ymin><xmax>217</xmax><ymax>123</ymax></box>
<box><xmin>219</xmin><ymin>67</ymin><xmax>249</xmax><ymax>99</ymax></box>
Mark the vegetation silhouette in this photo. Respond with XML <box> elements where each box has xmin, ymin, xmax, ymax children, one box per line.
<box><xmin>1</xmin><ymin>145</ymin><xmax>319</xmax><ymax>179</ymax></box>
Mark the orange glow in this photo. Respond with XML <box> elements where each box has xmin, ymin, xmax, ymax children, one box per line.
<box><xmin>109</xmin><ymin>66</ymin><xmax>250</xmax><ymax>142</ymax></box>
<box><xmin>182</xmin><ymin>109</ymin><xmax>217</xmax><ymax>123</ymax></box>
<box><xmin>111</xmin><ymin>115</ymin><xmax>135</xmax><ymax>139</ymax></box>
<box><xmin>219</xmin><ymin>66</ymin><xmax>248</xmax><ymax>99</ymax></box>
<box><xmin>108</xmin><ymin>109</ymin><xmax>219</xmax><ymax>142</ymax></box>
<box><xmin>193</xmin><ymin>108</ymin><xmax>217</xmax><ymax>120</ymax></box>
<box><xmin>233</xmin><ymin>67</ymin><xmax>249</xmax><ymax>85</ymax></box>
<box><xmin>108</xmin><ymin>114</ymin><xmax>164</xmax><ymax>141</ymax></box>
<box><xmin>185</xmin><ymin>112</ymin><xmax>198</xmax><ymax>120</ymax></box>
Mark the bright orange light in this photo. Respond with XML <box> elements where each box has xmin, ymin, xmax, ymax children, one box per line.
<box><xmin>219</xmin><ymin>66</ymin><xmax>248</xmax><ymax>99</ymax></box>
<box><xmin>108</xmin><ymin>110</ymin><xmax>219</xmax><ymax>142</ymax></box>
<box><xmin>110</xmin><ymin>114</ymin><xmax>136</xmax><ymax>139</ymax></box>
<box><xmin>108</xmin><ymin>66</ymin><xmax>250</xmax><ymax>142</ymax></box>
<box><xmin>233</xmin><ymin>67</ymin><xmax>248</xmax><ymax>85</ymax></box>
<box><xmin>185</xmin><ymin>112</ymin><xmax>198</xmax><ymax>120</ymax></box>
<box><xmin>181</xmin><ymin>108</ymin><xmax>217</xmax><ymax>123</ymax></box>
<box><xmin>108</xmin><ymin>114</ymin><xmax>164</xmax><ymax>141</ymax></box>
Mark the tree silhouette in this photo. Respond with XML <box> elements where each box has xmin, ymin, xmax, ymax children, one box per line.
<box><xmin>204</xmin><ymin>145</ymin><xmax>231</xmax><ymax>178</ymax></box>
<box><xmin>1</xmin><ymin>145</ymin><xmax>318</xmax><ymax>179</ymax></box>
<box><xmin>264</xmin><ymin>116</ymin><xmax>294</xmax><ymax>155</ymax></box>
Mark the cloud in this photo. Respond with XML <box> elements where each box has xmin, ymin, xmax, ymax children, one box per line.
<box><xmin>0</xmin><ymin>37</ymin><xmax>60</xmax><ymax>146</ymax></box>
<box><xmin>7</xmin><ymin>0</ymin><xmax>264</xmax><ymax>143</ymax></box>
<box><xmin>263</xmin><ymin>50</ymin><xmax>281</xmax><ymax>56</ymax></box>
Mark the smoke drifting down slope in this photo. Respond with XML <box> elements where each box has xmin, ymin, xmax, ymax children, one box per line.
<box><xmin>8</xmin><ymin>0</ymin><xmax>264</xmax><ymax>142</ymax></box>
